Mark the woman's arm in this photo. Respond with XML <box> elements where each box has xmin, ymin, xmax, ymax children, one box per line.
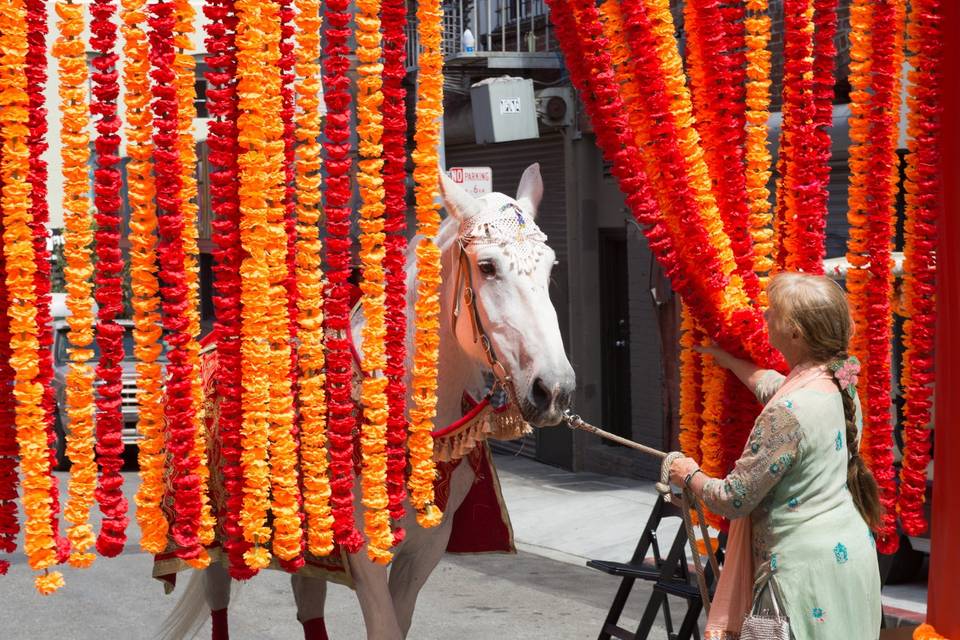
<box><xmin>696</xmin><ymin>344</ymin><xmax>784</xmax><ymax>403</ymax></box>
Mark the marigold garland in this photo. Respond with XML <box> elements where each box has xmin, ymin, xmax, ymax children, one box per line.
<box><xmin>174</xmin><ymin>0</ymin><xmax>215</xmax><ymax>565</ymax></box>
<box><xmin>124</xmin><ymin>0</ymin><xmax>168</xmax><ymax>556</ymax></box>
<box><xmin>678</xmin><ymin>306</ymin><xmax>703</xmax><ymax>463</ymax></box>
<box><xmin>913</xmin><ymin>624</ymin><xmax>949</xmax><ymax>640</ymax></box>
<box><xmin>261</xmin><ymin>0</ymin><xmax>302</xmax><ymax>568</ymax></box>
<box><xmin>149</xmin><ymin>0</ymin><xmax>204</xmax><ymax>564</ymax></box>
<box><xmin>845</xmin><ymin>0</ymin><xmax>872</xmax><ymax>392</ymax></box>
<box><xmin>25</xmin><ymin>0</ymin><xmax>69</xmax><ymax>566</ymax></box>
<box><xmin>861</xmin><ymin>0</ymin><xmax>905</xmax><ymax>554</ymax></box>
<box><xmin>203</xmin><ymin>0</ymin><xmax>255</xmax><ymax>578</ymax></box>
<box><xmin>321</xmin><ymin>0</ymin><xmax>365</xmax><ymax>552</ymax></box>
<box><xmin>897</xmin><ymin>0</ymin><xmax>942</xmax><ymax>536</ymax></box>
<box><xmin>0</xmin><ymin>0</ymin><xmax>63</xmax><ymax>592</ymax></box>
<box><xmin>292</xmin><ymin>0</ymin><xmax>334</xmax><ymax>558</ymax></box>
<box><xmin>381</xmin><ymin>0</ymin><xmax>410</xmax><ymax>540</ymax></box>
<box><xmin>53</xmin><ymin>0</ymin><xmax>98</xmax><ymax>569</ymax></box>
<box><xmin>276</xmin><ymin>0</ymin><xmax>306</xmax><ymax>574</ymax></box>
<box><xmin>0</xmin><ymin>241</ymin><xmax>17</xmax><ymax>575</ymax></box>
<box><xmin>90</xmin><ymin>0</ymin><xmax>130</xmax><ymax>558</ymax></box>
<box><xmin>355</xmin><ymin>0</ymin><xmax>393</xmax><ymax>563</ymax></box>
<box><xmin>409</xmin><ymin>0</ymin><xmax>446</xmax><ymax>529</ymax></box>
<box><xmin>744</xmin><ymin>0</ymin><xmax>775</xmax><ymax>299</ymax></box>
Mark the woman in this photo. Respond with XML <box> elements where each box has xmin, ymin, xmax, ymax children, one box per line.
<box><xmin>669</xmin><ymin>272</ymin><xmax>883</xmax><ymax>639</ymax></box>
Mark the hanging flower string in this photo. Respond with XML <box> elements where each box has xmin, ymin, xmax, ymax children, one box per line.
<box><xmin>678</xmin><ymin>306</ymin><xmax>703</xmax><ymax>462</ymax></box>
<box><xmin>744</xmin><ymin>0</ymin><xmax>775</xmax><ymax>300</ymax></box>
<box><xmin>861</xmin><ymin>0</ymin><xmax>904</xmax><ymax>554</ymax></box>
<box><xmin>896</xmin><ymin>0</ymin><xmax>941</xmax><ymax>536</ymax></box>
<box><xmin>322</xmin><ymin>0</ymin><xmax>365</xmax><ymax>550</ymax></box>
<box><xmin>409</xmin><ymin>0</ymin><xmax>446</xmax><ymax>529</ymax></box>
<box><xmin>149</xmin><ymin>0</ymin><xmax>205</xmax><ymax>565</ymax></box>
<box><xmin>203</xmin><ymin>0</ymin><xmax>254</xmax><ymax>578</ymax></box>
<box><xmin>261</xmin><ymin>0</ymin><xmax>302</xmax><ymax>569</ymax></box>
<box><xmin>0</xmin><ymin>232</ymin><xmax>17</xmax><ymax>575</ymax></box>
<box><xmin>844</xmin><ymin>0</ymin><xmax>872</xmax><ymax>393</ymax></box>
<box><xmin>0</xmin><ymin>0</ymin><xmax>64</xmax><ymax>593</ymax></box>
<box><xmin>123</xmin><ymin>0</ymin><xmax>168</xmax><ymax>555</ymax></box>
<box><xmin>292</xmin><ymin>0</ymin><xmax>334</xmax><ymax>558</ymax></box>
<box><xmin>355</xmin><ymin>0</ymin><xmax>394</xmax><ymax>563</ymax></box>
<box><xmin>174</xmin><ymin>0</ymin><xmax>216</xmax><ymax>561</ymax></box>
<box><xmin>53</xmin><ymin>0</ymin><xmax>98</xmax><ymax>569</ymax></box>
<box><xmin>381</xmin><ymin>0</ymin><xmax>410</xmax><ymax>540</ymax></box>
<box><xmin>276</xmin><ymin>0</ymin><xmax>305</xmax><ymax>573</ymax></box>
<box><xmin>90</xmin><ymin>0</ymin><xmax>129</xmax><ymax>559</ymax></box>
<box><xmin>26</xmin><ymin>0</ymin><xmax>69</xmax><ymax>565</ymax></box>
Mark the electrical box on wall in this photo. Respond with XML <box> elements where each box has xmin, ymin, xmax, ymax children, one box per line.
<box><xmin>470</xmin><ymin>76</ymin><xmax>540</xmax><ymax>144</ymax></box>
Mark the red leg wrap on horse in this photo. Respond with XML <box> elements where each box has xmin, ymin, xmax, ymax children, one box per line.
<box><xmin>301</xmin><ymin>617</ymin><xmax>329</xmax><ymax>640</ymax></box>
<box><xmin>211</xmin><ymin>608</ymin><xmax>229</xmax><ymax>640</ymax></box>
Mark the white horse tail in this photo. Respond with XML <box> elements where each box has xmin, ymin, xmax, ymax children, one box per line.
<box><xmin>154</xmin><ymin>570</ymin><xmax>216</xmax><ymax>640</ymax></box>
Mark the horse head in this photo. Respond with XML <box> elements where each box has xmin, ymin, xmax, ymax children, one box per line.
<box><xmin>439</xmin><ymin>163</ymin><xmax>576</xmax><ymax>426</ymax></box>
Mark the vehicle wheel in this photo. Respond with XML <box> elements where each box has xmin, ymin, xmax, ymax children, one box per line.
<box><xmin>54</xmin><ymin>413</ymin><xmax>70</xmax><ymax>472</ymax></box>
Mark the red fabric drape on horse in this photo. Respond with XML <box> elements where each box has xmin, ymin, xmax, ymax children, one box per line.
<box><xmin>927</xmin><ymin>0</ymin><xmax>959</xmax><ymax>633</ymax></box>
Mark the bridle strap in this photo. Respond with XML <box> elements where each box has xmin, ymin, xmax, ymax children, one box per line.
<box><xmin>451</xmin><ymin>241</ymin><xmax>517</xmax><ymax>404</ymax></box>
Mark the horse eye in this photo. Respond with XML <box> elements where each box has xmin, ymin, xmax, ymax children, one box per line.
<box><xmin>478</xmin><ymin>260</ymin><xmax>497</xmax><ymax>277</ymax></box>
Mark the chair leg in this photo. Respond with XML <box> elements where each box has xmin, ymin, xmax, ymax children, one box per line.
<box><xmin>598</xmin><ymin>577</ymin><xmax>636</xmax><ymax>640</ymax></box>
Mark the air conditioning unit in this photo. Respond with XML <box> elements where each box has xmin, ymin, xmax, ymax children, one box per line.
<box><xmin>535</xmin><ymin>87</ymin><xmax>575</xmax><ymax>128</ymax></box>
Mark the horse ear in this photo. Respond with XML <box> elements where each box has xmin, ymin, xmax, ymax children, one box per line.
<box><xmin>439</xmin><ymin>167</ymin><xmax>481</xmax><ymax>221</ymax></box>
<box><xmin>515</xmin><ymin>163</ymin><xmax>543</xmax><ymax>218</ymax></box>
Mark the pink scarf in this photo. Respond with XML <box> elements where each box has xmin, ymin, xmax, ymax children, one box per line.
<box><xmin>704</xmin><ymin>364</ymin><xmax>832</xmax><ymax>638</ymax></box>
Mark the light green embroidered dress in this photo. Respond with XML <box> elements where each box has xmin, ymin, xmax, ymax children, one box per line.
<box><xmin>703</xmin><ymin>371</ymin><xmax>882</xmax><ymax>640</ymax></box>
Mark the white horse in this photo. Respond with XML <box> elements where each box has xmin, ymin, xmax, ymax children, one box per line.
<box><xmin>158</xmin><ymin>163</ymin><xmax>576</xmax><ymax>639</ymax></box>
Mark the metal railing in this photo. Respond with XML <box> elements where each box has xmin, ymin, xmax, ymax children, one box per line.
<box><xmin>405</xmin><ymin>0</ymin><xmax>556</xmax><ymax>68</ymax></box>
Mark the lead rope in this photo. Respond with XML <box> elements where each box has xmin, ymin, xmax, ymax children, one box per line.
<box><xmin>562</xmin><ymin>411</ymin><xmax>720</xmax><ymax>613</ymax></box>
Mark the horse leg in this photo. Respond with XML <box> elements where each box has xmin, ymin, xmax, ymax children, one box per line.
<box><xmin>292</xmin><ymin>574</ymin><xmax>330</xmax><ymax>640</ymax></box>
<box><xmin>204</xmin><ymin>562</ymin><xmax>232</xmax><ymax>640</ymax></box>
<box><xmin>348</xmin><ymin>549</ymin><xmax>404</xmax><ymax>640</ymax></box>
<box><xmin>388</xmin><ymin>461</ymin><xmax>476</xmax><ymax>637</ymax></box>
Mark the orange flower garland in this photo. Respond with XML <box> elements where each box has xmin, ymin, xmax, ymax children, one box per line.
<box><xmin>123</xmin><ymin>0</ymin><xmax>168</xmax><ymax>555</ymax></box>
<box><xmin>0</xmin><ymin>0</ymin><xmax>63</xmax><ymax>593</ymax></box>
<box><xmin>845</xmin><ymin>0</ymin><xmax>872</xmax><ymax>391</ymax></box>
<box><xmin>174</xmin><ymin>0</ymin><xmax>215</xmax><ymax>561</ymax></box>
<box><xmin>53</xmin><ymin>0</ymin><xmax>98</xmax><ymax>570</ymax></box>
<box><xmin>678</xmin><ymin>306</ymin><xmax>703</xmax><ymax>463</ymax></box>
<box><xmin>409</xmin><ymin>0</ymin><xmax>444</xmax><ymax>529</ymax></box>
<box><xmin>355</xmin><ymin>0</ymin><xmax>393</xmax><ymax>563</ymax></box>
<box><xmin>293</xmin><ymin>0</ymin><xmax>334</xmax><ymax>558</ymax></box>
<box><xmin>913</xmin><ymin>624</ymin><xmax>948</xmax><ymax>640</ymax></box>
<box><xmin>261</xmin><ymin>3</ymin><xmax>301</xmax><ymax>567</ymax></box>
<box><xmin>744</xmin><ymin>0</ymin><xmax>775</xmax><ymax>299</ymax></box>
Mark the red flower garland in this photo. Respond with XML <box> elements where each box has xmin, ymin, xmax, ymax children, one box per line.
<box><xmin>26</xmin><ymin>0</ymin><xmax>69</xmax><ymax>563</ymax></box>
<box><xmin>277</xmin><ymin>0</ymin><xmax>304</xmax><ymax>573</ymax></box>
<box><xmin>90</xmin><ymin>0</ymin><xmax>129</xmax><ymax>558</ymax></box>
<box><xmin>685</xmin><ymin>0</ymin><xmax>758</xmax><ymax>301</ymax></box>
<box><xmin>897</xmin><ymin>0</ymin><xmax>941</xmax><ymax>537</ymax></box>
<box><xmin>322</xmin><ymin>0</ymin><xmax>364</xmax><ymax>553</ymax></box>
<box><xmin>0</xmin><ymin>219</ymin><xmax>17</xmax><ymax>574</ymax></box>
<box><xmin>861</xmin><ymin>0</ymin><xmax>903</xmax><ymax>554</ymax></box>
<box><xmin>203</xmin><ymin>0</ymin><xmax>255</xmax><ymax>579</ymax></box>
<box><xmin>381</xmin><ymin>0</ymin><xmax>409</xmax><ymax>540</ymax></box>
<box><xmin>149</xmin><ymin>0</ymin><xmax>204</xmax><ymax>562</ymax></box>
<box><xmin>554</xmin><ymin>0</ymin><xmax>705</xmax><ymax>338</ymax></box>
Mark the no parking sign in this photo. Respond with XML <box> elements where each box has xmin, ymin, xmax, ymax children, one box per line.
<box><xmin>446</xmin><ymin>166</ymin><xmax>492</xmax><ymax>195</ymax></box>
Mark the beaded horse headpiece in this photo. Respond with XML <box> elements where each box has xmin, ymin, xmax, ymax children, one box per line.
<box><xmin>459</xmin><ymin>201</ymin><xmax>549</xmax><ymax>276</ymax></box>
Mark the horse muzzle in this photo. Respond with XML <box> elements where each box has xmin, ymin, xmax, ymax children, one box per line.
<box><xmin>520</xmin><ymin>371</ymin><xmax>575</xmax><ymax>427</ymax></box>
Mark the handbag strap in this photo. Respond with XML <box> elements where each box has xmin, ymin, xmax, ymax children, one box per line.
<box><xmin>751</xmin><ymin>570</ymin><xmax>787</xmax><ymax>618</ymax></box>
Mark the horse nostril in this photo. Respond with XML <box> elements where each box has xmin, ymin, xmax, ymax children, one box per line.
<box><xmin>531</xmin><ymin>377</ymin><xmax>552</xmax><ymax>413</ymax></box>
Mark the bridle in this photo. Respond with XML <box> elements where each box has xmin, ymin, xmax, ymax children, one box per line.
<box><xmin>449</xmin><ymin>201</ymin><xmax>548</xmax><ymax>407</ymax></box>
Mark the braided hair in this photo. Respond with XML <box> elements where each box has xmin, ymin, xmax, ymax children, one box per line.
<box><xmin>767</xmin><ymin>273</ymin><xmax>882</xmax><ymax>531</ymax></box>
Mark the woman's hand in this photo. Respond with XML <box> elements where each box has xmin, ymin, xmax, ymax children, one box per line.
<box><xmin>669</xmin><ymin>456</ymin><xmax>701</xmax><ymax>487</ymax></box>
<box><xmin>693</xmin><ymin>343</ymin><xmax>735</xmax><ymax>370</ymax></box>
